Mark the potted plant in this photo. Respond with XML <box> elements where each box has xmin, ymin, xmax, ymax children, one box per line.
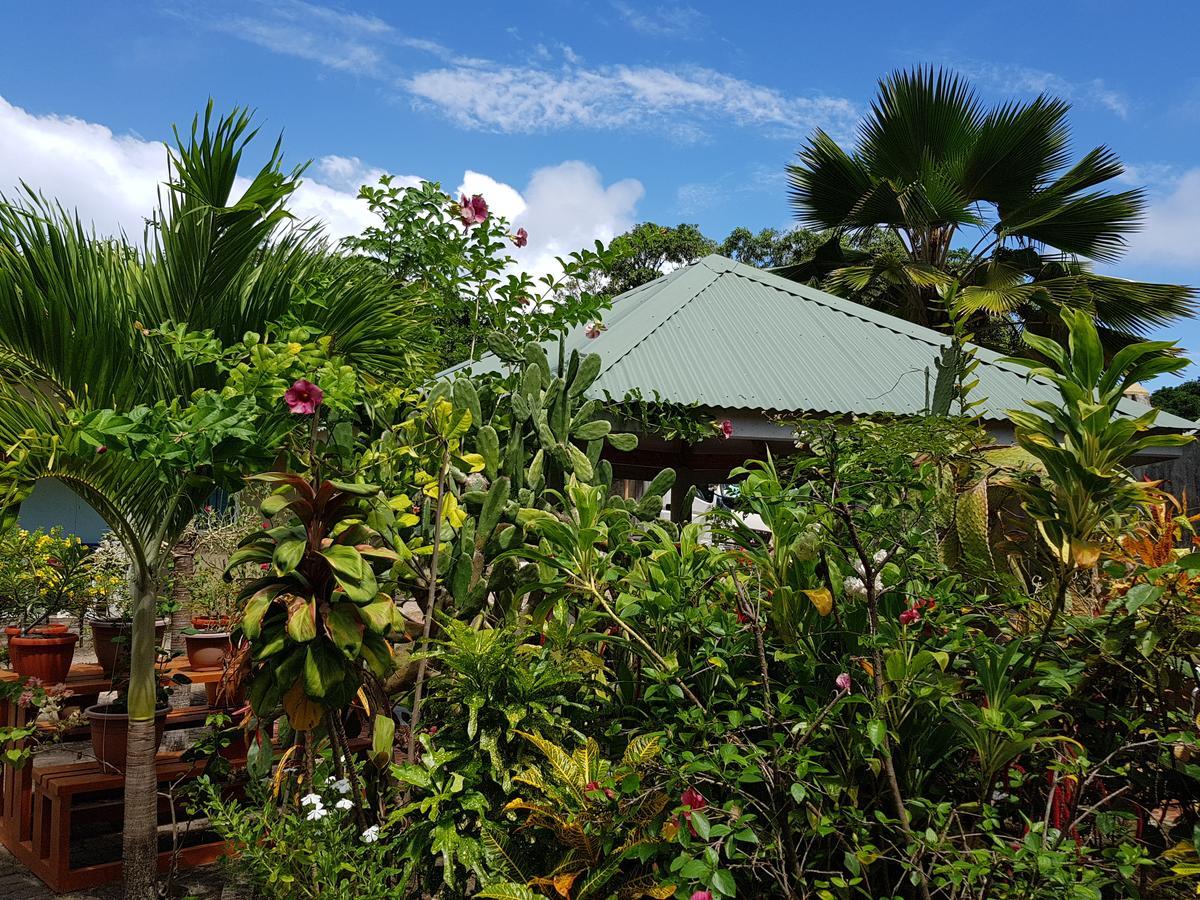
<box><xmin>0</xmin><ymin>527</ymin><xmax>85</xmax><ymax>683</ymax></box>
<box><xmin>85</xmin><ymin>533</ymin><xmax>170</xmax><ymax>678</ymax></box>
<box><xmin>182</xmin><ymin>565</ymin><xmax>239</xmax><ymax>672</ymax></box>
<box><xmin>180</xmin><ymin>507</ymin><xmax>258</xmax><ymax>677</ymax></box>
<box><xmin>85</xmin><ymin>645</ymin><xmax>186</xmax><ymax>772</ymax></box>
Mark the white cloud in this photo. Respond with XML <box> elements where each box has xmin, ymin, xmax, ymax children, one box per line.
<box><xmin>0</xmin><ymin>95</ymin><xmax>643</xmax><ymax>280</ymax></box>
<box><xmin>611</xmin><ymin>2</ymin><xmax>707</xmax><ymax>38</ymax></box>
<box><xmin>407</xmin><ymin>64</ymin><xmax>857</xmax><ymax>138</ymax></box>
<box><xmin>958</xmin><ymin>61</ymin><xmax>1129</xmax><ymax>118</ymax></box>
<box><xmin>201</xmin><ymin>2</ymin><xmax>856</xmax><ymax>140</ymax></box>
<box><xmin>0</xmin><ymin>95</ymin><xmax>410</xmax><ymax>241</ymax></box>
<box><xmin>459</xmin><ymin>162</ymin><xmax>644</xmax><ymax>275</ymax></box>
<box><xmin>0</xmin><ymin>95</ymin><xmax>168</xmax><ymax>236</ymax></box>
<box><xmin>206</xmin><ymin>0</ymin><xmax>485</xmax><ymax>77</ymax></box>
<box><xmin>1125</xmin><ymin>168</ymin><xmax>1200</xmax><ymax>266</ymax></box>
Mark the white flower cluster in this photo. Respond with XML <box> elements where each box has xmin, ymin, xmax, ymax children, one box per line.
<box><xmin>299</xmin><ymin>776</ymin><xmax>356</xmax><ymax>822</ymax></box>
<box><xmin>842</xmin><ymin>549</ymin><xmax>888</xmax><ymax>599</ymax></box>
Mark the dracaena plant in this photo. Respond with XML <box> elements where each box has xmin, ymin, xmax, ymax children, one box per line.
<box><xmin>228</xmin><ymin>471</ymin><xmax>403</xmax><ymax>807</ymax></box>
<box><xmin>1002</xmin><ymin>308</ymin><xmax>1192</xmax><ymax>649</ymax></box>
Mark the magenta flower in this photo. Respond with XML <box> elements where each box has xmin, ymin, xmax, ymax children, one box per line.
<box><xmin>719</xmin><ymin>419</ymin><xmax>733</xmax><ymax>439</ymax></box>
<box><xmin>899</xmin><ymin>607</ymin><xmax>922</xmax><ymax>627</ymax></box>
<box><xmin>458</xmin><ymin>193</ymin><xmax>489</xmax><ymax>226</ymax></box>
<box><xmin>95</xmin><ymin>445</ymin><xmax>107</xmax><ymax>455</ymax></box>
<box><xmin>586</xmin><ymin>322</ymin><xmax>603</xmax><ymax>339</ymax></box>
<box><xmin>513</xmin><ymin>227</ymin><xmax>528</xmax><ymax>247</ymax></box>
<box><xmin>681</xmin><ymin>786</ymin><xmax>706</xmax><ymax>811</ymax></box>
<box><xmin>285</xmin><ymin>379</ymin><xmax>324</xmax><ymax>415</ymax></box>
<box><xmin>836</xmin><ymin>672</ymin><xmax>852</xmax><ymax>693</ymax></box>
<box><xmin>691</xmin><ymin>893</ymin><xmax>714</xmax><ymax>900</ymax></box>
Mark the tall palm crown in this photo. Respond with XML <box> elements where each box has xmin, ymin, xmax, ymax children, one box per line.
<box><xmin>0</xmin><ymin>105</ymin><xmax>423</xmax><ymax>556</ymax></box>
<box><xmin>786</xmin><ymin>67</ymin><xmax>1194</xmax><ymax>346</ymax></box>
<box><xmin>0</xmin><ymin>105</ymin><xmax>424</xmax><ymax>898</ymax></box>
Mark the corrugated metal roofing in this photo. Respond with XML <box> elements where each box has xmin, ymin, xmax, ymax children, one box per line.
<box><xmin>448</xmin><ymin>255</ymin><xmax>1197</xmax><ymax>430</ymax></box>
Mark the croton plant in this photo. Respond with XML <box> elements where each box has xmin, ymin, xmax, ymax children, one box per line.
<box><xmin>227</xmin><ymin>473</ymin><xmax>403</xmax><ymax>731</ymax></box>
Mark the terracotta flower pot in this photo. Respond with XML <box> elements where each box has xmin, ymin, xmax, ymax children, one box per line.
<box><xmin>190</xmin><ymin>615</ymin><xmax>231</xmax><ymax>631</ymax></box>
<box><xmin>4</xmin><ymin>623</ymin><xmax>69</xmax><ymax>644</ymax></box>
<box><xmin>184</xmin><ymin>631</ymin><xmax>234</xmax><ymax>671</ymax></box>
<box><xmin>85</xmin><ymin>704</ymin><xmax>168</xmax><ymax>772</ymax></box>
<box><xmin>90</xmin><ymin>618</ymin><xmax>168</xmax><ymax>678</ymax></box>
<box><xmin>9</xmin><ymin>633</ymin><xmax>78</xmax><ymax>684</ymax></box>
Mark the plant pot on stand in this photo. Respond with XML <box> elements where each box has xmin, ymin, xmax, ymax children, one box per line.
<box><xmin>184</xmin><ymin>630</ymin><xmax>237</xmax><ymax>706</ymax></box>
<box><xmin>85</xmin><ymin>704</ymin><xmax>169</xmax><ymax>772</ymax></box>
<box><xmin>8</xmin><ymin>632</ymin><xmax>79</xmax><ymax>684</ymax></box>
<box><xmin>90</xmin><ymin>618</ymin><xmax>168</xmax><ymax>678</ymax></box>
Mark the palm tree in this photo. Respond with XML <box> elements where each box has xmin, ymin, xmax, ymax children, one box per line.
<box><xmin>0</xmin><ymin>105</ymin><xmax>423</xmax><ymax>897</ymax></box>
<box><xmin>785</xmin><ymin>67</ymin><xmax>1195</xmax><ymax>350</ymax></box>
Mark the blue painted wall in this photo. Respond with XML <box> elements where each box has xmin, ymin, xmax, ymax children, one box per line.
<box><xmin>17</xmin><ymin>479</ymin><xmax>107</xmax><ymax>543</ymax></box>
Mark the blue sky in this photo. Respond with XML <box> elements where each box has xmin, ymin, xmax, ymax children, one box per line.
<box><xmin>4</xmin><ymin>1</ymin><xmax>1200</xmax><ymax>378</ymax></box>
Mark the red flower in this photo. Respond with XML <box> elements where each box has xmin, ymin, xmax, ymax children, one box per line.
<box><xmin>719</xmin><ymin>419</ymin><xmax>733</xmax><ymax>439</ymax></box>
<box><xmin>95</xmin><ymin>445</ymin><xmax>107</xmax><ymax>455</ymax></box>
<box><xmin>513</xmin><ymin>227</ymin><xmax>528</xmax><ymax>247</ymax></box>
<box><xmin>899</xmin><ymin>607</ymin><xmax>921</xmax><ymax>627</ymax></box>
<box><xmin>691</xmin><ymin>893</ymin><xmax>713</xmax><ymax>900</ymax></box>
<box><xmin>681</xmin><ymin>786</ymin><xmax>706</xmax><ymax>811</ymax></box>
<box><xmin>262</xmin><ymin>521</ymin><xmax>271</xmax><ymax>529</ymax></box>
<box><xmin>284</xmin><ymin>379</ymin><xmax>324</xmax><ymax>415</ymax></box>
<box><xmin>260</xmin><ymin>563</ymin><xmax>270</xmax><ymax>571</ymax></box>
<box><xmin>458</xmin><ymin>193</ymin><xmax>489</xmax><ymax>225</ymax></box>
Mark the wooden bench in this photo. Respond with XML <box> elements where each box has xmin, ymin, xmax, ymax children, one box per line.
<box><xmin>27</xmin><ymin>752</ymin><xmax>230</xmax><ymax>892</ymax></box>
<box><xmin>0</xmin><ymin>665</ymin><xmax>112</xmax><ymax>851</ymax></box>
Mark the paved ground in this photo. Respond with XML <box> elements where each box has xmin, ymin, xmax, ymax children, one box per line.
<box><xmin>0</xmin><ymin>844</ymin><xmax>226</xmax><ymax>898</ymax></box>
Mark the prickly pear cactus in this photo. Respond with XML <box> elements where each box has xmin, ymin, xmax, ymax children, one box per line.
<box><xmin>443</xmin><ymin>342</ymin><xmax>676</xmax><ymax>617</ymax></box>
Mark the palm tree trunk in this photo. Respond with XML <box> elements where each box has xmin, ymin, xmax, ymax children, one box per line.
<box><xmin>122</xmin><ymin>566</ymin><xmax>160</xmax><ymax>899</ymax></box>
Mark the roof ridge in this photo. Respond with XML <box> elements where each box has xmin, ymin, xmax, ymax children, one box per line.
<box><xmin>717</xmin><ymin>257</ymin><xmax>1074</xmax><ymax>390</ymax></box>
<box><xmin>595</xmin><ymin>260</ymin><xmax>723</xmax><ymax>378</ymax></box>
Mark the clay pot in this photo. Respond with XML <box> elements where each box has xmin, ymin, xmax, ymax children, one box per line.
<box><xmin>8</xmin><ymin>633</ymin><xmax>78</xmax><ymax>684</ymax></box>
<box><xmin>90</xmin><ymin>618</ymin><xmax>168</xmax><ymax>678</ymax></box>
<box><xmin>190</xmin><ymin>615</ymin><xmax>231</xmax><ymax>631</ymax></box>
<box><xmin>5</xmin><ymin>623</ymin><xmax>69</xmax><ymax>644</ymax></box>
<box><xmin>218</xmin><ymin>729</ymin><xmax>250</xmax><ymax>762</ymax></box>
<box><xmin>85</xmin><ymin>704</ymin><xmax>168</xmax><ymax>772</ymax></box>
<box><xmin>184</xmin><ymin>632</ymin><xmax>233</xmax><ymax>671</ymax></box>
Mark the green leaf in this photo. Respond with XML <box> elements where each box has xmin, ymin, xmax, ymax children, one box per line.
<box><xmin>867</xmin><ymin>719</ymin><xmax>887</xmax><ymax>751</ymax></box>
<box><xmin>356</xmin><ymin>598</ymin><xmax>395</xmax><ymax>634</ymax></box>
<box><xmin>370</xmin><ymin>714</ymin><xmax>395</xmax><ymax>769</ymax></box>
<box><xmin>272</xmin><ymin>537</ymin><xmax>305</xmax><ymax>575</ymax></box>
<box><xmin>327</xmin><ymin>602</ymin><xmax>364</xmax><ymax>658</ymax></box>
<box><xmin>242</xmin><ymin>584</ymin><xmax>285</xmax><ymax>640</ymax></box>
<box><xmin>475</xmin><ymin>884</ymin><xmax>539</xmax><ymax>900</ymax></box>
<box><xmin>287</xmin><ymin>597</ymin><xmax>317</xmax><ymax>643</ymax></box>
<box><xmin>320</xmin><ymin>544</ymin><xmax>378</xmax><ymax>603</ymax></box>
<box><xmin>712</xmin><ymin>869</ymin><xmax>737</xmax><ymax>897</ymax></box>
<box><xmin>304</xmin><ymin>644</ymin><xmax>344</xmax><ymax>700</ymax></box>
<box><xmin>690</xmin><ymin>811</ymin><xmax>711</xmax><ymax>840</ymax></box>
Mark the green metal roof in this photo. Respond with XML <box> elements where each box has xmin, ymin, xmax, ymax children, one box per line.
<box><xmin>450</xmin><ymin>254</ymin><xmax>1196</xmax><ymax>430</ymax></box>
